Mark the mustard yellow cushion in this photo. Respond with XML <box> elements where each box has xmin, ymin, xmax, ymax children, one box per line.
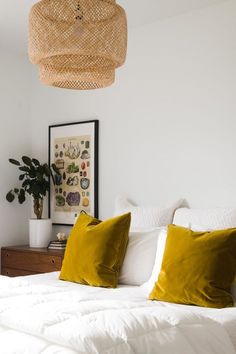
<box><xmin>149</xmin><ymin>224</ymin><xmax>236</xmax><ymax>308</ymax></box>
<box><xmin>60</xmin><ymin>213</ymin><xmax>131</xmax><ymax>288</ymax></box>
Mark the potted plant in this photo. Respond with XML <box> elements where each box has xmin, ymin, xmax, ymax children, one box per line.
<box><xmin>6</xmin><ymin>156</ymin><xmax>59</xmax><ymax>248</ymax></box>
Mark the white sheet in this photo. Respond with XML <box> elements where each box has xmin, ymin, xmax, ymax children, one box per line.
<box><xmin>0</xmin><ymin>272</ymin><xmax>235</xmax><ymax>354</ymax></box>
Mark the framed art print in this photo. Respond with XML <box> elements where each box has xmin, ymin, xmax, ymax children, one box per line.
<box><xmin>49</xmin><ymin>120</ymin><xmax>99</xmax><ymax>225</ymax></box>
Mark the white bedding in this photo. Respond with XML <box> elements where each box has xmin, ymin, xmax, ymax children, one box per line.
<box><xmin>0</xmin><ymin>272</ymin><xmax>235</xmax><ymax>354</ymax></box>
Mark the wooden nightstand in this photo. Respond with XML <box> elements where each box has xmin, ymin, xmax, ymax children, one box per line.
<box><xmin>1</xmin><ymin>246</ymin><xmax>65</xmax><ymax>277</ymax></box>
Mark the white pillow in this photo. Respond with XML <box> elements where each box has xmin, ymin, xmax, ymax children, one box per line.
<box><xmin>115</xmin><ymin>196</ymin><xmax>183</xmax><ymax>231</ymax></box>
<box><xmin>173</xmin><ymin>207</ymin><xmax>236</xmax><ymax>230</ymax></box>
<box><xmin>119</xmin><ymin>228</ymin><xmax>164</xmax><ymax>286</ymax></box>
<box><xmin>141</xmin><ymin>228</ymin><xmax>168</xmax><ymax>293</ymax></box>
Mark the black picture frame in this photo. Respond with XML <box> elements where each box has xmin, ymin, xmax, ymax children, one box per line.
<box><xmin>48</xmin><ymin>120</ymin><xmax>99</xmax><ymax>226</ymax></box>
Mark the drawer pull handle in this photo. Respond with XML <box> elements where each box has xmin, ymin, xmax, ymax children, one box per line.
<box><xmin>6</xmin><ymin>271</ymin><xmax>9</xmax><ymax>275</ymax></box>
<box><xmin>6</xmin><ymin>254</ymin><xmax>9</xmax><ymax>257</ymax></box>
<box><xmin>51</xmin><ymin>259</ymin><xmax>55</xmax><ymax>264</ymax></box>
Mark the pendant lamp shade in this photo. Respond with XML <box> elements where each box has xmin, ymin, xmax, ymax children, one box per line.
<box><xmin>28</xmin><ymin>0</ymin><xmax>127</xmax><ymax>90</ymax></box>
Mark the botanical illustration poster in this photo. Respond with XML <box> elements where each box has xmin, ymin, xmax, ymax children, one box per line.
<box><xmin>54</xmin><ymin>135</ymin><xmax>91</xmax><ymax>213</ymax></box>
<box><xmin>49</xmin><ymin>121</ymin><xmax>98</xmax><ymax>225</ymax></box>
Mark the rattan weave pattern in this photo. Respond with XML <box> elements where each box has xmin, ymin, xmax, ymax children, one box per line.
<box><xmin>29</xmin><ymin>0</ymin><xmax>127</xmax><ymax>90</ymax></box>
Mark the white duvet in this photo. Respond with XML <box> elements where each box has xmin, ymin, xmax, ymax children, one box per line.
<box><xmin>0</xmin><ymin>272</ymin><xmax>235</xmax><ymax>354</ymax></box>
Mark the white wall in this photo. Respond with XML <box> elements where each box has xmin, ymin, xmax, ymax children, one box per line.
<box><xmin>30</xmin><ymin>0</ymin><xmax>236</xmax><ymax>234</ymax></box>
<box><xmin>0</xmin><ymin>52</ymin><xmax>32</xmax><ymax>247</ymax></box>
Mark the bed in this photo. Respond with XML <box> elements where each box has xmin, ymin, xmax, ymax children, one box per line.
<box><xmin>0</xmin><ymin>272</ymin><xmax>235</xmax><ymax>354</ymax></box>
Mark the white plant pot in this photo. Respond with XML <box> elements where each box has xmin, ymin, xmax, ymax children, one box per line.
<box><xmin>29</xmin><ymin>219</ymin><xmax>52</xmax><ymax>248</ymax></box>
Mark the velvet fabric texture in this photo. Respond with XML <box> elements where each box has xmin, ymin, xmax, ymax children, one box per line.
<box><xmin>60</xmin><ymin>213</ymin><xmax>131</xmax><ymax>288</ymax></box>
<box><xmin>149</xmin><ymin>224</ymin><xmax>236</xmax><ymax>308</ymax></box>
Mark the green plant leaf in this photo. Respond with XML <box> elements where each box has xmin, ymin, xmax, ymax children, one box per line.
<box><xmin>9</xmin><ymin>158</ymin><xmax>20</xmax><ymax>166</ymax></box>
<box><xmin>32</xmin><ymin>158</ymin><xmax>40</xmax><ymax>166</ymax></box>
<box><xmin>6</xmin><ymin>191</ymin><xmax>15</xmax><ymax>202</ymax></box>
<box><xmin>37</xmin><ymin>165</ymin><xmax>45</xmax><ymax>175</ymax></box>
<box><xmin>27</xmin><ymin>187</ymin><xmax>32</xmax><ymax>195</ymax></box>
<box><xmin>19</xmin><ymin>174</ymin><xmax>25</xmax><ymax>181</ymax></box>
<box><xmin>22</xmin><ymin>180</ymin><xmax>30</xmax><ymax>188</ymax></box>
<box><xmin>43</xmin><ymin>163</ymin><xmax>51</xmax><ymax>177</ymax></box>
<box><xmin>36</xmin><ymin>172</ymin><xmax>43</xmax><ymax>181</ymax></box>
<box><xmin>41</xmin><ymin>180</ymin><xmax>50</xmax><ymax>195</ymax></box>
<box><xmin>51</xmin><ymin>163</ymin><xmax>60</xmax><ymax>175</ymax></box>
<box><xmin>31</xmin><ymin>184</ymin><xmax>41</xmax><ymax>195</ymax></box>
<box><xmin>14</xmin><ymin>188</ymin><xmax>19</xmax><ymax>193</ymax></box>
<box><xmin>29</xmin><ymin>169</ymin><xmax>36</xmax><ymax>178</ymax></box>
<box><xmin>19</xmin><ymin>166</ymin><xmax>30</xmax><ymax>173</ymax></box>
<box><xmin>18</xmin><ymin>189</ymin><xmax>26</xmax><ymax>204</ymax></box>
<box><xmin>22</xmin><ymin>156</ymin><xmax>32</xmax><ymax>166</ymax></box>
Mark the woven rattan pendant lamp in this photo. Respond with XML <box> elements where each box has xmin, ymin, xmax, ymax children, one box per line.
<box><xmin>29</xmin><ymin>0</ymin><xmax>127</xmax><ymax>90</ymax></box>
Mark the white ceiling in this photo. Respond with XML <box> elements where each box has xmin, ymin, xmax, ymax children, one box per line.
<box><xmin>0</xmin><ymin>0</ymin><xmax>228</xmax><ymax>54</ymax></box>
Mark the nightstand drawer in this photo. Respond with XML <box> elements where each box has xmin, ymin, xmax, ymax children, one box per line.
<box><xmin>1</xmin><ymin>250</ymin><xmax>63</xmax><ymax>273</ymax></box>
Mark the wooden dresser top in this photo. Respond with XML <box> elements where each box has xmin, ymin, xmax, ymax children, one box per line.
<box><xmin>1</xmin><ymin>245</ymin><xmax>65</xmax><ymax>256</ymax></box>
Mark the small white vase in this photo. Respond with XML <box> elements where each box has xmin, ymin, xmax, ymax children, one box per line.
<box><xmin>29</xmin><ymin>219</ymin><xmax>52</xmax><ymax>248</ymax></box>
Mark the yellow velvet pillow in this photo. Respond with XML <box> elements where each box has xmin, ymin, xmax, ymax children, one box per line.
<box><xmin>149</xmin><ymin>224</ymin><xmax>236</xmax><ymax>308</ymax></box>
<box><xmin>60</xmin><ymin>213</ymin><xmax>131</xmax><ymax>288</ymax></box>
